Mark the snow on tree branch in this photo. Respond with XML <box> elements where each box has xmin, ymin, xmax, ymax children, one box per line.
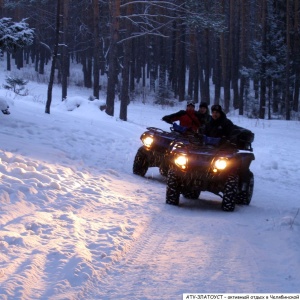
<box><xmin>0</xmin><ymin>17</ymin><xmax>34</xmax><ymax>52</ymax></box>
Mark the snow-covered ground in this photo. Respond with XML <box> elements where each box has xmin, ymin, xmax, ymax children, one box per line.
<box><xmin>0</xmin><ymin>66</ymin><xmax>300</xmax><ymax>299</ymax></box>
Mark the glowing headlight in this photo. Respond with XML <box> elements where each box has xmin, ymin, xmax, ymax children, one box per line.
<box><xmin>214</xmin><ymin>158</ymin><xmax>228</xmax><ymax>170</ymax></box>
<box><xmin>142</xmin><ymin>136</ymin><xmax>154</xmax><ymax>148</ymax></box>
<box><xmin>175</xmin><ymin>155</ymin><xmax>188</xmax><ymax>170</ymax></box>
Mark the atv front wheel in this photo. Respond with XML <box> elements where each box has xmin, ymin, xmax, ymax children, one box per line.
<box><xmin>166</xmin><ymin>169</ymin><xmax>181</xmax><ymax>205</ymax></box>
<box><xmin>133</xmin><ymin>148</ymin><xmax>149</xmax><ymax>176</ymax></box>
<box><xmin>221</xmin><ymin>174</ymin><xmax>238</xmax><ymax>212</ymax></box>
<box><xmin>159</xmin><ymin>166</ymin><xmax>169</xmax><ymax>177</ymax></box>
<box><xmin>236</xmin><ymin>171</ymin><xmax>254</xmax><ymax>205</ymax></box>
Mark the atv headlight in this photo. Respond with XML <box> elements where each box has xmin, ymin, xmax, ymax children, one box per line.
<box><xmin>175</xmin><ymin>155</ymin><xmax>188</xmax><ymax>170</ymax></box>
<box><xmin>213</xmin><ymin>157</ymin><xmax>228</xmax><ymax>172</ymax></box>
<box><xmin>142</xmin><ymin>136</ymin><xmax>154</xmax><ymax>148</ymax></box>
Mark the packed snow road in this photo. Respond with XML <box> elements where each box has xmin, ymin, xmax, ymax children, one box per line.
<box><xmin>1</xmin><ymin>98</ymin><xmax>299</xmax><ymax>299</ymax></box>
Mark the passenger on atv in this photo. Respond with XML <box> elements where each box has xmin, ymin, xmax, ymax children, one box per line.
<box><xmin>204</xmin><ymin>104</ymin><xmax>234</xmax><ymax>139</ymax></box>
<box><xmin>162</xmin><ymin>101</ymin><xmax>201</xmax><ymax>133</ymax></box>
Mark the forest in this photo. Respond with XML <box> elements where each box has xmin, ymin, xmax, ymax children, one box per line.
<box><xmin>0</xmin><ymin>0</ymin><xmax>299</xmax><ymax>120</ymax></box>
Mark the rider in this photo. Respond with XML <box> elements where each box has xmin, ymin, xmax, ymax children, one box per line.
<box><xmin>196</xmin><ymin>102</ymin><xmax>211</xmax><ymax>133</ymax></box>
<box><xmin>204</xmin><ymin>104</ymin><xmax>234</xmax><ymax>138</ymax></box>
<box><xmin>162</xmin><ymin>101</ymin><xmax>200</xmax><ymax>133</ymax></box>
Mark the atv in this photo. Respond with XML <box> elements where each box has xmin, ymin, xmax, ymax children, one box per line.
<box><xmin>166</xmin><ymin>125</ymin><xmax>255</xmax><ymax>212</ymax></box>
<box><xmin>133</xmin><ymin>124</ymin><xmax>197</xmax><ymax>177</ymax></box>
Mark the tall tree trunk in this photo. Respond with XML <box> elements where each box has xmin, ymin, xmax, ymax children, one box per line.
<box><xmin>272</xmin><ymin>79</ymin><xmax>280</xmax><ymax>113</ymax></box>
<box><xmin>157</xmin><ymin>35</ymin><xmax>167</xmax><ymax>104</ymax></box>
<box><xmin>177</xmin><ymin>22</ymin><xmax>186</xmax><ymax>101</ymax></box>
<box><xmin>203</xmin><ymin>28</ymin><xmax>210</xmax><ymax>104</ymax></box>
<box><xmin>259</xmin><ymin>0</ymin><xmax>267</xmax><ymax>119</ymax></box>
<box><xmin>193</xmin><ymin>64</ymin><xmax>199</xmax><ymax>104</ymax></box>
<box><xmin>293</xmin><ymin>0</ymin><xmax>299</xmax><ymax>112</ymax></box>
<box><xmin>285</xmin><ymin>0</ymin><xmax>291</xmax><ymax>120</ymax></box>
<box><xmin>82</xmin><ymin>53</ymin><xmax>93</xmax><ymax>88</ymax></box>
<box><xmin>156</xmin><ymin>3</ymin><xmax>168</xmax><ymax>105</ymax></box>
<box><xmin>129</xmin><ymin>44</ymin><xmax>135</xmax><ymax>93</ymax></box>
<box><xmin>148</xmin><ymin>36</ymin><xmax>157</xmax><ymax>93</ymax></box>
<box><xmin>6</xmin><ymin>52</ymin><xmax>11</xmax><ymax>71</ymax></box>
<box><xmin>61</xmin><ymin>0</ymin><xmax>69</xmax><ymax>101</ymax></box>
<box><xmin>15</xmin><ymin>49</ymin><xmax>22</xmax><ymax>69</ymax></box>
<box><xmin>230</xmin><ymin>0</ymin><xmax>240</xmax><ymax>109</ymax></box>
<box><xmin>106</xmin><ymin>0</ymin><xmax>120</xmax><ymax>116</ymax></box>
<box><xmin>35</xmin><ymin>50</ymin><xmax>39</xmax><ymax>72</ymax></box>
<box><xmin>189</xmin><ymin>30</ymin><xmax>199</xmax><ymax>104</ymax></box>
<box><xmin>239</xmin><ymin>0</ymin><xmax>248</xmax><ymax>115</ymax></box>
<box><xmin>212</xmin><ymin>0</ymin><xmax>222</xmax><ymax>105</ymax></box>
<box><xmin>45</xmin><ymin>0</ymin><xmax>61</xmax><ymax>114</ymax></box>
<box><xmin>39</xmin><ymin>47</ymin><xmax>46</xmax><ymax>75</ymax></box>
<box><xmin>220</xmin><ymin>0</ymin><xmax>231</xmax><ymax>112</ymax></box>
<box><xmin>93</xmin><ymin>0</ymin><xmax>100</xmax><ymax>99</ymax></box>
<box><xmin>134</xmin><ymin>38</ymin><xmax>142</xmax><ymax>85</ymax></box>
<box><xmin>196</xmin><ymin>32</ymin><xmax>205</xmax><ymax>103</ymax></box>
<box><xmin>267</xmin><ymin>78</ymin><xmax>272</xmax><ymax>119</ymax></box>
<box><xmin>120</xmin><ymin>1</ymin><xmax>133</xmax><ymax>121</ymax></box>
<box><xmin>170</xmin><ymin>21</ymin><xmax>177</xmax><ymax>95</ymax></box>
<box><xmin>213</xmin><ymin>33</ymin><xmax>221</xmax><ymax>104</ymax></box>
<box><xmin>0</xmin><ymin>0</ymin><xmax>4</xmax><ymax>18</ymax></box>
<box><xmin>188</xmin><ymin>30</ymin><xmax>196</xmax><ymax>101</ymax></box>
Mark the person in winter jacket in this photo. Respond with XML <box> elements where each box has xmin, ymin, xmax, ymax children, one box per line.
<box><xmin>196</xmin><ymin>102</ymin><xmax>211</xmax><ymax>133</ymax></box>
<box><xmin>204</xmin><ymin>104</ymin><xmax>234</xmax><ymax>138</ymax></box>
<box><xmin>162</xmin><ymin>102</ymin><xmax>200</xmax><ymax>133</ymax></box>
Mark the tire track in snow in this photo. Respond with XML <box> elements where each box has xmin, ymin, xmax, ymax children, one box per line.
<box><xmin>93</xmin><ymin>203</ymin><xmax>280</xmax><ymax>299</ymax></box>
<box><xmin>94</xmin><ymin>212</ymin><xmax>174</xmax><ymax>299</ymax></box>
